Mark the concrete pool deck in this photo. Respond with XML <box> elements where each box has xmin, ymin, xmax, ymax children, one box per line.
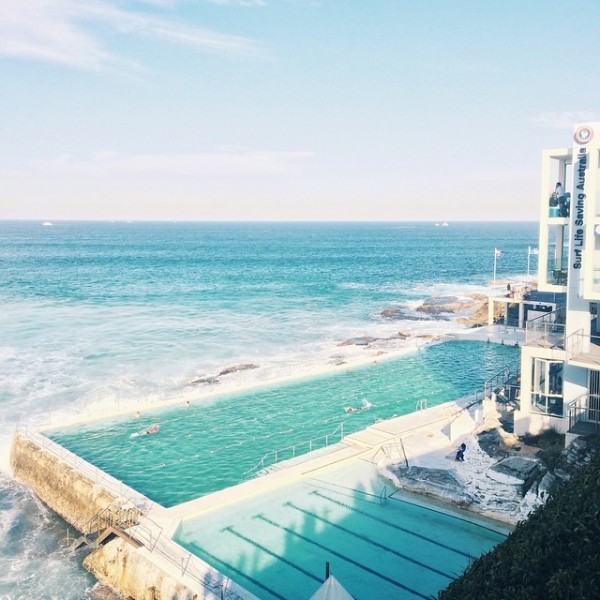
<box><xmin>10</xmin><ymin>325</ymin><xmax>526</xmax><ymax>599</ymax></box>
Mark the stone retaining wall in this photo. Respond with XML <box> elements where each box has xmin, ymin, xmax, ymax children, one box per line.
<box><xmin>83</xmin><ymin>538</ymin><xmax>205</xmax><ymax>600</ymax></box>
<box><xmin>10</xmin><ymin>432</ymin><xmax>204</xmax><ymax>600</ymax></box>
<box><xmin>10</xmin><ymin>432</ymin><xmax>117</xmax><ymax>530</ymax></box>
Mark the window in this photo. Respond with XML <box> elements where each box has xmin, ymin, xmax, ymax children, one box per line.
<box><xmin>531</xmin><ymin>359</ymin><xmax>563</xmax><ymax>416</ymax></box>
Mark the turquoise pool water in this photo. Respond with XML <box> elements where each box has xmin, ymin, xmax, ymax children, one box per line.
<box><xmin>175</xmin><ymin>461</ymin><xmax>507</xmax><ymax>600</ymax></box>
<box><xmin>49</xmin><ymin>341</ymin><xmax>518</xmax><ymax>507</ymax></box>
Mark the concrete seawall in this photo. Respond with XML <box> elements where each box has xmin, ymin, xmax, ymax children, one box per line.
<box><xmin>9</xmin><ymin>431</ymin><xmax>224</xmax><ymax>600</ymax></box>
<box><xmin>10</xmin><ymin>432</ymin><xmax>119</xmax><ymax>530</ymax></box>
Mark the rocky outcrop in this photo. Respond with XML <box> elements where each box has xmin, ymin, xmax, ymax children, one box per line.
<box><xmin>337</xmin><ymin>336</ymin><xmax>378</xmax><ymax>347</ymax></box>
<box><xmin>554</xmin><ymin>434</ymin><xmax>600</xmax><ymax>482</ymax></box>
<box><xmin>384</xmin><ymin>465</ymin><xmax>475</xmax><ymax>507</ymax></box>
<box><xmin>380</xmin><ymin>307</ymin><xmax>433</xmax><ymax>321</ymax></box>
<box><xmin>477</xmin><ymin>428</ymin><xmax>506</xmax><ymax>458</ymax></box>
<box><xmin>416</xmin><ymin>293</ymin><xmax>495</xmax><ymax>328</ymax></box>
<box><xmin>188</xmin><ymin>363</ymin><xmax>259</xmax><ymax>386</ymax></box>
<box><xmin>218</xmin><ymin>364</ymin><xmax>258</xmax><ymax>377</ymax></box>
<box><xmin>416</xmin><ymin>296</ymin><xmax>467</xmax><ymax>315</ymax></box>
<box><xmin>487</xmin><ymin>456</ymin><xmax>541</xmax><ymax>496</ymax></box>
<box><xmin>188</xmin><ymin>376</ymin><xmax>220</xmax><ymax>386</ymax></box>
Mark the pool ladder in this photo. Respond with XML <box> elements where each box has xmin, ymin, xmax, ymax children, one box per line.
<box><xmin>379</xmin><ymin>485</ymin><xmax>389</xmax><ymax>505</ymax></box>
<box><xmin>67</xmin><ymin>502</ymin><xmax>143</xmax><ymax>551</ymax></box>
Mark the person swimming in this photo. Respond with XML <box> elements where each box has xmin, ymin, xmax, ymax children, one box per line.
<box><xmin>130</xmin><ymin>423</ymin><xmax>160</xmax><ymax>438</ymax></box>
<box><xmin>344</xmin><ymin>399</ymin><xmax>373</xmax><ymax>413</ymax></box>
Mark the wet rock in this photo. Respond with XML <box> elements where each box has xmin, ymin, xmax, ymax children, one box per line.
<box><xmin>329</xmin><ymin>355</ymin><xmax>347</xmax><ymax>366</ymax></box>
<box><xmin>337</xmin><ymin>336</ymin><xmax>378</xmax><ymax>347</ymax></box>
<box><xmin>188</xmin><ymin>376</ymin><xmax>219</xmax><ymax>386</ymax></box>
<box><xmin>380</xmin><ymin>308</ymin><xmax>404</xmax><ymax>319</ymax></box>
<box><xmin>218</xmin><ymin>364</ymin><xmax>259</xmax><ymax>377</ymax></box>
<box><xmin>416</xmin><ymin>295</ymin><xmax>463</xmax><ymax>315</ymax></box>
<box><xmin>416</xmin><ymin>293</ymin><xmax>496</xmax><ymax>328</ymax></box>
<box><xmin>380</xmin><ymin>307</ymin><xmax>433</xmax><ymax>321</ymax></box>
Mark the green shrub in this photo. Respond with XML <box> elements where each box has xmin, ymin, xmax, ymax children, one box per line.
<box><xmin>438</xmin><ymin>452</ymin><xmax>600</xmax><ymax>600</ymax></box>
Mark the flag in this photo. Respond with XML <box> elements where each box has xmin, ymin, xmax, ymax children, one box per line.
<box><xmin>495</xmin><ymin>248</ymin><xmax>504</xmax><ymax>257</ymax></box>
<box><xmin>528</xmin><ymin>246</ymin><xmax>539</xmax><ymax>255</ymax></box>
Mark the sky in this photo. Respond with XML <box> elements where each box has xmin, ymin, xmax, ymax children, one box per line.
<box><xmin>1</xmin><ymin>0</ymin><xmax>600</xmax><ymax>222</ymax></box>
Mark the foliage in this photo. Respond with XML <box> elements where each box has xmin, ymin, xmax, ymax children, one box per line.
<box><xmin>438</xmin><ymin>452</ymin><xmax>600</xmax><ymax>600</ymax></box>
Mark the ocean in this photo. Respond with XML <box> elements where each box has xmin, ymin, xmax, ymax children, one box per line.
<box><xmin>0</xmin><ymin>220</ymin><xmax>537</xmax><ymax>599</ymax></box>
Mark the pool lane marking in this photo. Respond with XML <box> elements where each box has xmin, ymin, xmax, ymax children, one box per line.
<box><xmin>311</xmin><ymin>490</ymin><xmax>476</xmax><ymax>560</ymax></box>
<box><xmin>284</xmin><ymin>501</ymin><xmax>454</xmax><ymax>580</ymax></box>
<box><xmin>194</xmin><ymin>547</ymin><xmax>288</xmax><ymax>600</ymax></box>
<box><xmin>255</xmin><ymin>514</ymin><xmax>431</xmax><ymax>599</ymax></box>
<box><xmin>223</xmin><ymin>526</ymin><xmax>322</xmax><ymax>584</ymax></box>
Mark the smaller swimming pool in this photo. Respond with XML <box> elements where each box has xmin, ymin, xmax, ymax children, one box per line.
<box><xmin>175</xmin><ymin>460</ymin><xmax>507</xmax><ymax>600</ymax></box>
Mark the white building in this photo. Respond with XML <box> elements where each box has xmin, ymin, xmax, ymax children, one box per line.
<box><xmin>515</xmin><ymin>123</ymin><xmax>600</xmax><ymax>444</ymax></box>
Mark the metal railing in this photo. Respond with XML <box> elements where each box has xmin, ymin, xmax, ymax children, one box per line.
<box><xmin>568</xmin><ymin>393</ymin><xmax>600</xmax><ymax>434</ymax></box>
<box><xmin>369</xmin><ymin>435</ymin><xmax>409</xmax><ymax>468</ymax></box>
<box><xmin>124</xmin><ymin>515</ymin><xmax>248</xmax><ymax>600</ymax></box>
<box><xmin>566</xmin><ymin>329</ymin><xmax>600</xmax><ymax>367</ymax></box>
<box><xmin>525</xmin><ymin>306</ymin><xmax>566</xmax><ymax>349</ymax></box>
<box><xmin>482</xmin><ymin>360</ymin><xmax>521</xmax><ymax>406</ymax></box>
<box><xmin>15</xmin><ymin>424</ymin><xmax>154</xmax><ymax>513</ymax></box>
<box><xmin>244</xmin><ymin>422</ymin><xmax>345</xmax><ymax>475</ymax></box>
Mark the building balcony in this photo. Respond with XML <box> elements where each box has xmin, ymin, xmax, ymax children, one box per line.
<box><xmin>566</xmin><ymin>329</ymin><xmax>600</xmax><ymax>369</ymax></box>
<box><xmin>545</xmin><ymin>258</ymin><xmax>568</xmax><ymax>287</ymax></box>
<box><xmin>525</xmin><ymin>307</ymin><xmax>566</xmax><ymax>350</ymax></box>
<box><xmin>568</xmin><ymin>393</ymin><xmax>600</xmax><ymax>435</ymax></box>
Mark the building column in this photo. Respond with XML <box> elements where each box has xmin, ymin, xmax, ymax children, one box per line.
<box><xmin>518</xmin><ymin>302</ymin><xmax>525</xmax><ymax>329</ymax></box>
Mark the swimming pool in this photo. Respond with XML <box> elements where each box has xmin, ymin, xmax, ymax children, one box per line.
<box><xmin>49</xmin><ymin>341</ymin><xmax>518</xmax><ymax>507</ymax></box>
<box><xmin>175</xmin><ymin>461</ymin><xmax>507</xmax><ymax>600</ymax></box>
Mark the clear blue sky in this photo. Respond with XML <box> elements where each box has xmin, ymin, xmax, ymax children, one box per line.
<box><xmin>1</xmin><ymin>0</ymin><xmax>599</xmax><ymax>221</ymax></box>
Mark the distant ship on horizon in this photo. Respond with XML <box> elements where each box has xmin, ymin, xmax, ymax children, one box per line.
<box><xmin>42</xmin><ymin>221</ymin><xmax>53</xmax><ymax>226</ymax></box>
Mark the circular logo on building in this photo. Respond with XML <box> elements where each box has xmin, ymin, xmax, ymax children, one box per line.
<box><xmin>574</xmin><ymin>125</ymin><xmax>594</xmax><ymax>144</ymax></box>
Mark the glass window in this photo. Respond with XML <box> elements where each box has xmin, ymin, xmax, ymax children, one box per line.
<box><xmin>531</xmin><ymin>359</ymin><xmax>563</xmax><ymax>416</ymax></box>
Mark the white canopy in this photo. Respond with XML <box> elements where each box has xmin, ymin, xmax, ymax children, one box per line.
<box><xmin>309</xmin><ymin>575</ymin><xmax>355</xmax><ymax>600</ymax></box>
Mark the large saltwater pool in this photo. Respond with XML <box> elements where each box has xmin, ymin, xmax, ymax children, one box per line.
<box><xmin>49</xmin><ymin>340</ymin><xmax>518</xmax><ymax>507</ymax></box>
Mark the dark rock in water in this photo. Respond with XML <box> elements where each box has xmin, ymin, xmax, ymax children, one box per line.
<box><xmin>329</xmin><ymin>355</ymin><xmax>347</xmax><ymax>366</ymax></box>
<box><xmin>415</xmin><ymin>293</ymin><xmax>491</xmax><ymax>327</ymax></box>
<box><xmin>416</xmin><ymin>295</ymin><xmax>465</xmax><ymax>315</ymax></box>
<box><xmin>188</xmin><ymin>376</ymin><xmax>220</xmax><ymax>386</ymax></box>
<box><xmin>189</xmin><ymin>363</ymin><xmax>259</xmax><ymax>386</ymax></box>
<box><xmin>380</xmin><ymin>308</ymin><xmax>404</xmax><ymax>319</ymax></box>
<box><xmin>385</xmin><ymin>465</ymin><xmax>475</xmax><ymax>506</ymax></box>
<box><xmin>380</xmin><ymin>307</ymin><xmax>432</xmax><ymax>321</ymax></box>
<box><xmin>218</xmin><ymin>363</ymin><xmax>259</xmax><ymax>377</ymax></box>
<box><xmin>421</xmin><ymin>295</ymin><xmax>460</xmax><ymax>307</ymax></box>
<box><xmin>337</xmin><ymin>336</ymin><xmax>378</xmax><ymax>347</ymax></box>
